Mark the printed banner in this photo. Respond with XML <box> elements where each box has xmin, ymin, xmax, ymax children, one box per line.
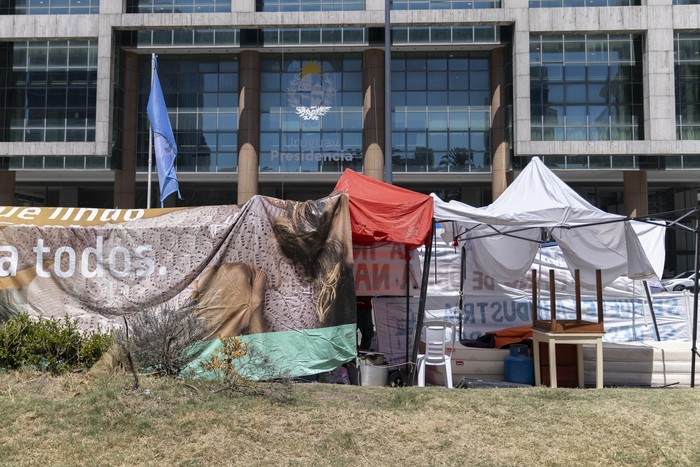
<box><xmin>353</xmin><ymin>242</ymin><xmax>421</xmax><ymax>296</ymax></box>
<box><xmin>372</xmin><ymin>238</ymin><xmax>693</xmax><ymax>366</ymax></box>
<box><xmin>0</xmin><ymin>195</ymin><xmax>357</xmax><ymax>378</ymax></box>
<box><xmin>374</xmin><ymin>293</ymin><xmax>694</xmax><ymax>366</ymax></box>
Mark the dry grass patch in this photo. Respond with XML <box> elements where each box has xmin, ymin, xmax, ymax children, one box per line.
<box><xmin>0</xmin><ymin>371</ymin><xmax>699</xmax><ymax>466</ymax></box>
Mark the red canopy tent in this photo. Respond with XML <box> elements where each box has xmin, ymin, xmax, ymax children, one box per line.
<box><xmin>334</xmin><ymin>169</ymin><xmax>435</xmax><ymax>385</ymax></box>
<box><xmin>334</xmin><ymin>169</ymin><xmax>434</xmax><ymax>247</ymax></box>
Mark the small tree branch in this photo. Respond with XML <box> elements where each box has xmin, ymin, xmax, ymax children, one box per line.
<box><xmin>122</xmin><ymin>316</ymin><xmax>139</xmax><ymax>390</ymax></box>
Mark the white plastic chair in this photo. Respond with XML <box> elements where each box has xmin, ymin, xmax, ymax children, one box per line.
<box><xmin>416</xmin><ymin>320</ymin><xmax>456</xmax><ymax>388</ymax></box>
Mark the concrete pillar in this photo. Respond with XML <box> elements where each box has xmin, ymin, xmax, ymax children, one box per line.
<box><xmin>101</xmin><ymin>1</ymin><xmax>123</xmax><ymax>13</ymax></box>
<box><xmin>362</xmin><ymin>48</ymin><xmax>385</xmax><ymax>181</ymax></box>
<box><xmin>644</xmin><ymin>0</ymin><xmax>676</xmax><ymax>141</ymax></box>
<box><xmin>623</xmin><ymin>170</ymin><xmax>648</xmax><ymax>218</ymax></box>
<box><xmin>95</xmin><ymin>6</ymin><xmax>115</xmax><ymax>156</ymax></box>
<box><xmin>491</xmin><ymin>47</ymin><xmax>510</xmax><ymax>201</ymax></box>
<box><xmin>508</xmin><ymin>0</ymin><xmax>531</xmax><ymax>150</ymax></box>
<box><xmin>0</xmin><ymin>170</ymin><xmax>15</xmax><ymax>205</ymax></box>
<box><xmin>237</xmin><ymin>50</ymin><xmax>261</xmax><ymax>205</ymax></box>
<box><xmin>114</xmin><ymin>51</ymin><xmax>137</xmax><ymax>209</ymax></box>
<box><xmin>233</xmin><ymin>0</ymin><xmax>256</xmax><ymax>12</ymax></box>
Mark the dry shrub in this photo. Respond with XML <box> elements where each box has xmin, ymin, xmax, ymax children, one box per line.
<box><xmin>126</xmin><ymin>303</ymin><xmax>208</xmax><ymax>377</ymax></box>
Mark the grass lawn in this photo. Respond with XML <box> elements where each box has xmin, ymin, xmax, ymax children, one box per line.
<box><xmin>1</xmin><ymin>371</ymin><xmax>699</xmax><ymax>466</ymax></box>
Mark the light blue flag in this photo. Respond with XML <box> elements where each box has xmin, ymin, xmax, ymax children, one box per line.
<box><xmin>147</xmin><ymin>56</ymin><xmax>180</xmax><ymax>207</ymax></box>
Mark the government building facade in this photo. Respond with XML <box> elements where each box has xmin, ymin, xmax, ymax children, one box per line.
<box><xmin>0</xmin><ymin>0</ymin><xmax>699</xmax><ymax>272</ymax></box>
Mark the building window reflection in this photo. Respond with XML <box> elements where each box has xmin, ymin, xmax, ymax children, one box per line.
<box><xmin>0</xmin><ymin>40</ymin><xmax>97</xmax><ymax>143</ymax></box>
<box><xmin>259</xmin><ymin>53</ymin><xmax>363</xmax><ymax>173</ymax></box>
<box><xmin>674</xmin><ymin>32</ymin><xmax>700</xmax><ymax>140</ymax></box>
<box><xmin>391</xmin><ymin>51</ymin><xmax>492</xmax><ymax>173</ymax></box>
<box><xmin>530</xmin><ymin>34</ymin><xmax>644</xmax><ymax>142</ymax></box>
<box><xmin>136</xmin><ymin>55</ymin><xmax>238</xmax><ymax>173</ymax></box>
<box><xmin>256</xmin><ymin>0</ymin><xmax>364</xmax><ymax>11</ymax></box>
<box><xmin>392</xmin><ymin>0</ymin><xmax>500</xmax><ymax>9</ymax></box>
<box><xmin>528</xmin><ymin>0</ymin><xmax>638</xmax><ymax>7</ymax></box>
<box><xmin>127</xmin><ymin>0</ymin><xmax>230</xmax><ymax>13</ymax></box>
<box><xmin>135</xmin><ymin>30</ymin><xmax>239</xmax><ymax>48</ymax></box>
<box><xmin>0</xmin><ymin>0</ymin><xmax>100</xmax><ymax>14</ymax></box>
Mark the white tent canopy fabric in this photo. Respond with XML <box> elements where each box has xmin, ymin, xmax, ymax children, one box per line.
<box><xmin>431</xmin><ymin>157</ymin><xmax>659</xmax><ymax>288</ymax></box>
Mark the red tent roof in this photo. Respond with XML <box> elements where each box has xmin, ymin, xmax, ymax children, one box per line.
<box><xmin>334</xmin><ymin>169</ymin><xmax>434</xmax><ymax>248</ymax></box>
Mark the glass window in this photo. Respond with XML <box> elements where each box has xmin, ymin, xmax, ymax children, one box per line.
<box><xmin>530</xmin><ymin>34</ymin><xmax>644</xmax><ymax>142</ymax></box>
<box><xmin>259</xmin><ymin>53</ymin><xmax>363</xmax><ymax>173</ymax></box>
<box><xmin>428</xmin><ymin>132</ymin><xmax>449</xmax><ymax>150</ymax></box>
<box><xmin>1</xmin><ymin>40</ymin><xmax>97</xmax><ymax>143</ymax></box>
<box><xmin>256</xmin><ymin>0</ymin><xmax>364</xmax><ymax>12</ymax></box>
<box><xmin>587</xmin><ymin>65</ymin><xmax>609</xmax><ymax>82</ymax></box>
<box><xmin>136</xmin><ymin>55</ymin><xmax>239</xmax><ymax>173</ymax></box>
<box><xmin>1</xmin><ymin>0</ymin><xmax>100</xmax><ymax>14</ymax></box>
<box><xmin>587</xmin><ymin>38</ymin><xmax>609</xmax><ymax>62</ymax></box>
<box><xmin>407</xmin><ymin>72</ymin><xmax>427</xmax><ymax>90</ymax></box>
<box><xmin>470</xmin><ymin>111</ymin><xmax>490</xmax><ymax>131</ymax></box>
<box><xmin>427</xmin><ymin>91</ymin><xmax>448</xmax><ymax>107</ymax></box>
<box><xmin>542</xmin><ymin>42</ymin><xmax>564</xmax><ymax>63</ymax></box>
<box><xmin>391</xmin><ymin>52</ymin><xmax>492</xmax><ymax>174</ymax></box>
<box><xmin>127</xmin><ymin>0</ymin><xmax>229</xmax><ymax>13</ymax></box>
<box><xmin>564</xmin><ymin>41</ymin><xmax>586</xmax><ymax>63</ymax></box>
<box><xmin>392</xmin><ymin>0</ymin><xmax>500</xmax><ymax>8</ymax></box>
<box><xmin>544</xmin><ymin>65</ymin><xmax>564</xmax><ymax>82</ymax></box>
<box><xmin>564</xmin><ymin>65</ymin><xmax>586</xmax><ymax>81</ymax></box>
<box><xmin>545</xmin><ymin>85</ymin><xmax>565</xmax><ymax>104</ymax></box>
<box><xmin>406</xmin><ymin>112</ymin><xmax>427</xmax><ymax>130</ymax></box>
<box><xmin>469</xmin><ymin>71</ymin><xmax>490</xmax><ymax>90</ymax></box>
<box><xmin>393</xmin><ymin>27</ymin><xmax>500</xmax><ymax>46</ymax></box>
<box><xmin>449</xmin><ymin>71</ymin><xmax>469</xmax><ymax>91</ymax></box>
<box><xmin>135</xmin><ymin>29</ymin><xmax>240</xmax><ymax>48</ymax></box>
<box><xmin>406</xmin><ymin>92</ymin><xmax>427</xmax><ymax>107</ymax></box>
<box><xmin>529</xmin><ymin>0</ymin><xmax>638</xmax><ymax>6</ymax></box>
<box><xmin>343</xmin><ymin>112</ymin><xmax>362</xmax><ymax>131</ymax></box>
<box><xmin>675</xmin><ymin>33</ymin><xmax>700</xmax><ymax>140</ymax></box>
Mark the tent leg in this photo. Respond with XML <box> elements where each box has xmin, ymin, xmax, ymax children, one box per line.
<box><xmin>405</xmin><ymin>247</ymin><xmax>410</xmax><ymax>365</ymax></box>
<box><xmin>458</xmin><ymin>246</ymin><xmax>466</xmax><ymax>341</ymax></box>
<box><xmin>692</xmin><ymin>208</ymin><xmax>700</xmax><ymax>388</ymax></box>
<box><xmin>642</xmin><ymin>280</ymin><xmax>661</xmax><ymax>342</ymax></box>
<box><xmin>408</xmin><ymin>220</ymin><xmax>435</xmax><ymax>386</ymax></box>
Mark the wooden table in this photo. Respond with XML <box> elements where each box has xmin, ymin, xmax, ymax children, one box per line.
<box><xmin>532</xmin><ymin>329</ymin><xmax>605</xmax><ymax>389</ymax></box>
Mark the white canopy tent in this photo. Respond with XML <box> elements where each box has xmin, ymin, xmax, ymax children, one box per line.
<box><xmin>431</xmin><ymin>157</ymin><xmax>660</xmax><ymax>288</ymax></box>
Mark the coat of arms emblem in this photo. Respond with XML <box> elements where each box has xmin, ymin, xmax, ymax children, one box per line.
<box><xmin>286</xmin><ymin>62</ymin><xmax>336</xmax><ymax>121</ymax></box>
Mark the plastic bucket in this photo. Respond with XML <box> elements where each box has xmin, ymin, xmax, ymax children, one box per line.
<box><xmin>358</xmin><ymin>356</ymin><xmax>389</xmax><ymax>386</ymax></box>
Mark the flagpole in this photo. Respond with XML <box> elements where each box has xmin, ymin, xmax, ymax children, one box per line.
<box><xmin>146</xmin><ymin>53</ymin><xmax>155</xmax><ymax>209</ymax></box>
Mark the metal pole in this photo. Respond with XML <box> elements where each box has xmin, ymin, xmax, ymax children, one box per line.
<box><xmin>405</xmin><ymin>247</ymin><xmax>410</xmax><ymax>366</ymax></box>
<box><xmin>642</xmin><ymin>280</ymin><xmax>661</xmax><ymax>341</ymax></box>
<box><xmin>146</xmin><ymin>53</ymin><xmax>155</xmax><ymax>209</ymax></box>
<box><xmin>458</xmin><ymin>245</ymin><xmax>466</xmax><ymax>340</ymax></box>
<box><xmin>147</xmin><ymin>130</ymin><xmax>153</xmax><ymax>209</ymax></box>
<box><xmin>383</xmin><ymin>0</ymin><xmax>392</xmax><ymax>184</ymax></box>
<box><xmin>408</xmin><ymin>220</ymin><xmax>435</xmax><ymax>385</ymax></box>
<box><xmin>691</xmin><ymin>207</ymin><xmax>699</xmax><ymax>387</ymax></box>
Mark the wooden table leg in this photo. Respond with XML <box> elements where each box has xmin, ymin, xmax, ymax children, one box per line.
<box><xmin>533</xmin><ymin>336</ymin><xmax>541</xmax><ymax>386</ymax></box>
<box><xmin>596</xmin><ymin>338</ymin><xmax>603</xmax><ymax>389</ymax></box>
<box><xmin>576</xmin><ymin>344</ymin><xmax>585</xmax><ymax>388</ymax></box>
<box><xmin>548</xmin><ymin>339</ymin><xmax>558</xmax><ymax>388</ymax></box>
